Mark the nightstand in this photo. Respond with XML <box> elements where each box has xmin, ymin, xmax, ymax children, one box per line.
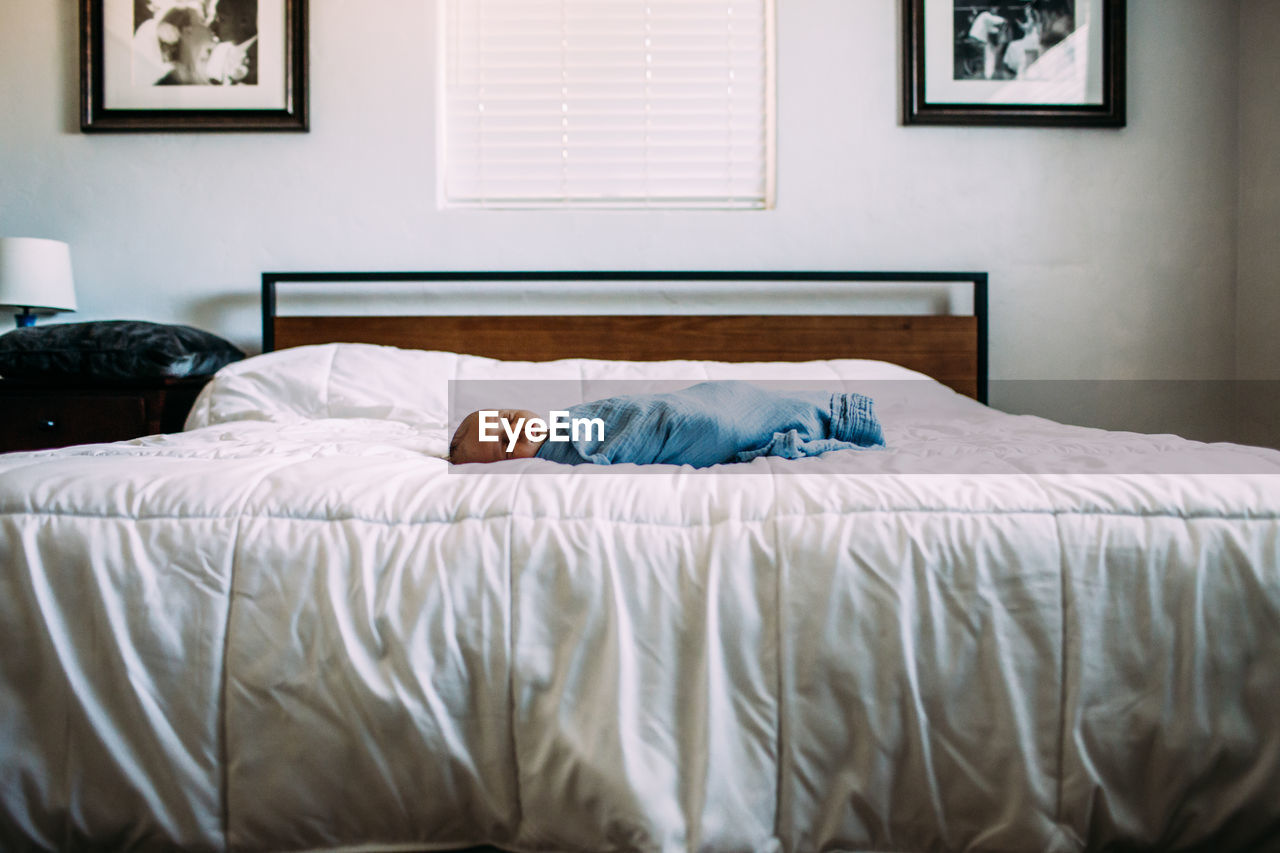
<box><xmin>0</xmin><ymin>376</ymin><xmax>211</xmax><ymax>453</ymax></box>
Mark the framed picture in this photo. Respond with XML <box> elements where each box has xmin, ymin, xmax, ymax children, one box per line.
<box><xmin>81</xmin><ymin>0</ymin><xmax>308</xmax><ymax>132</ymax></box>
<box><xmin>903</xmin><ymin>0</ymin><xmax>1125</xmax><ymax>127</ymax></box>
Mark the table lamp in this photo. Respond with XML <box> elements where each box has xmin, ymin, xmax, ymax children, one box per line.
<box><xmin>0</xmin><ymin>238</ymin><xmax>78</xmax><ymax>328</ymax></box>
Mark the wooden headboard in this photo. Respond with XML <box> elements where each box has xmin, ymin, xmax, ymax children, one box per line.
<box><xmin>262</xmin><ymin>271</ymin><xmax>988</xmax><ymax>402</ymax></box>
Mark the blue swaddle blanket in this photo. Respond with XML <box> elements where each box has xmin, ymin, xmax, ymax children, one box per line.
<box><xmin>534</xmin><ymin>381</ymin><xmax>884</xmax><ymax>467</ymax></box>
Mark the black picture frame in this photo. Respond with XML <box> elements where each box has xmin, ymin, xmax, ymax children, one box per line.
<box><xmin>903</xmin><ymin>0</ymin><xmax>1125</xmax><ymax>127</ymax></box>
<box><xmin>81</xmin><ymin>0</ymin><xmax>308</xmax><ymax>132</ymax></box>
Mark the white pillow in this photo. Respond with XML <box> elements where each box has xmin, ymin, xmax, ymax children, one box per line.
<box><xmin>185</xmin><ymin>342</ymin><xmax>945</xmax><ymax>430</ymax></box>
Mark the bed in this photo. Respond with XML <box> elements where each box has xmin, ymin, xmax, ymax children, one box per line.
<box><xmin>2</xmin><ymin>271</ymin><xmax>1279</xmax><ymax>853</ymax></box>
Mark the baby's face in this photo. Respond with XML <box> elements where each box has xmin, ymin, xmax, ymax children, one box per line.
<box><xmin>449</xmin><ymin>409</ymin><xmax>544</xmax><ymax>464</ymax></box>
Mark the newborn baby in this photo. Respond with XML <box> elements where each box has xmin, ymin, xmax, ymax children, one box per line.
<box><xmin>449</xmin><ymin>381</ymin><xmax>884</xmax><ymax>467</ymax></box>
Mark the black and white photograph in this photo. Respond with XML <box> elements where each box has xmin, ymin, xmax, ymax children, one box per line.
<box><xmin>131</xmin><ymin>0</ymin><xmax>259</xmax><ymax>87</ymax></box>
<box><xmin>904</xmin><ymin>0</ymin><xmax>1124</xmax><ymax>126</ymax></box>
<box><xmin>953</xmin><ymin>0</ymin><xmax>1075</xmax><ymax>82</ymax></box>
<box><xmin>80</xmin><ymin>0</ymin><xmax>307</xmax><ymax>131</ymax></box>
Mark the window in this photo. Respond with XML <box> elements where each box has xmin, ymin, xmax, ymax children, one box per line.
<box><xmin>441</xmin><ymin>0</ymin><xmax>775</xmax><ymax>209</ymax></box>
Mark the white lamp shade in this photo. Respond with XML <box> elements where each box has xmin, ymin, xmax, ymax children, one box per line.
<box><xmin>0</xmin><ymin>238</ymin><xmax>78</xmax><ymax>313</ymax></box>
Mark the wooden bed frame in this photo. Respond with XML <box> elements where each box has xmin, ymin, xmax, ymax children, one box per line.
<box><xmin>262</xmin><ymin>271</ymin><xmax>989</xmax><ymax>402</ymax></box>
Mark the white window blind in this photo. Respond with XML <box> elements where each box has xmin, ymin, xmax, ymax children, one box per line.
<box><xmin>441</xmin><ymin>0</ymin><xmax>775</xmax><ymax>209</ymax></box>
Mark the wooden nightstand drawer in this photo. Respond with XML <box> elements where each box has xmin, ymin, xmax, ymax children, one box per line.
<box><xmin>1</xmin><ymin>394</ymin><xmax>149</xmax><ymax>451</ymax></box>
<box><xmin>0</xmin><ymin>376</ymin><xmax>211</xmax><ymax>453</ymax></box>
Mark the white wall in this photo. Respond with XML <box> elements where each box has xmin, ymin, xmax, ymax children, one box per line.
<box><xmin>0</xmin><ymin>2</ymin><xmax>1247</xmax><ymax>405</ymax></box>
<box><xmin>1238</xmin><ymin>0</ymin><xmax>1280</xmax><ymax>380</ymax></box>
<box><xmin>1235</xmin><ymin>0</ymin><xmax>1279</xmax><ymax>447</ymax></box>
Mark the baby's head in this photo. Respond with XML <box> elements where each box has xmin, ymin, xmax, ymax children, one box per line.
<box><xmin>156</xmin><ymin>7</ymin><xmax>219</xmax><ymax>83</ymax></box>
<box><xmin>449</xmin><ymin>409</ymin><xmax>544</xmax><ymax>464</ymax></box>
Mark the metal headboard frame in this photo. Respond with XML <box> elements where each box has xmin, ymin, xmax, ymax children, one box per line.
<box><xmin>261</xmin><ymin>270</ymin><xmax>989</xmax><ymax>403</ymax></box>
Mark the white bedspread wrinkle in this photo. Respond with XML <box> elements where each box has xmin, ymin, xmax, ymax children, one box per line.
<box><xmin>3</xmin><ymin>347</ymin><xmax>1280</xmax><ymax>852</ymax></box>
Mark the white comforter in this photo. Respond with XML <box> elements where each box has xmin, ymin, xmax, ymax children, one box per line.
<box><xmin>2</xmin><ymin>345</ymin><xmax>1279</xmax><ymax>852</ymax></box>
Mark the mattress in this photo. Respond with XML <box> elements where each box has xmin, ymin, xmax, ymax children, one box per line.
<box><xmin>2</xmin><ymin>344</ymin><xmax>1279</xmax><ymax>852</ymax></box>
